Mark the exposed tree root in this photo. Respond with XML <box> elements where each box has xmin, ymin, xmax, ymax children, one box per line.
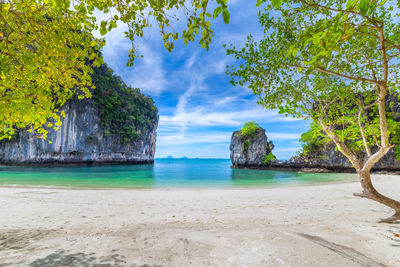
<box><xmin>353</xmin><ymin>192</ymin><xmax>369</xmax><ymax>198</ymax></box>
<box><xmin>354</xmin><ymin>192</ymin><xmax>400</xmax><ymax>223</ymax></box>
<box><xmin>378</xmin><ymin>213</ymin><xmax>400</xmax><ymax>224</ymax></box>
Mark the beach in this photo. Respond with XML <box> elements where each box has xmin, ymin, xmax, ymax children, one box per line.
<box><xmin>0</xmin><ymin>174</ymin><xmax>399</xmax><ymax>267</ymax></box>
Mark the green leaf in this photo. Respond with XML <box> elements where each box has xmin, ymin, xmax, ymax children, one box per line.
<box><xmin>305</xmin><ymin>65</ymin><xmax>315</xmax><ymax>75</ymax></box>
<box><xmin>213</xmin><ymin>6</ymin><xmax>222</xmax><ymax>19</ymax></box>
<box><xmin>222</xmin><ymin>8</ymin><xmax>230</xmax><ymax>24</ymax></box>
<box><xmin>100</xmin><ymin>20</ymin><xmax>107</xmax><ymax>35</ymax></box>
<box><xmin>359</xmin><ymin>0</ymin><xmax>370</xmax><ymax>15</ymax></box>
<box><xmin>312</xmin><ymin>33</ymin><xmax>320</xmax><ymax>45</ymax></box>
<box><xmin>346</xmin><ymin>0</ymin><xmax>358</xmax><ymax>9</ymax></box>
<box><xmin>109</xmin><ymin>20</ymin><xmax>117</xmax><ymax>29</ymax></box>
<box><xmin>379</xmin><ymin>0</ymin><xmax>388</xmax><ymax>6</ymax></box>
<box><xmin>271</xmin><ymin>0</ymin><xmax>283</xmax><ymax>9</ymax></box>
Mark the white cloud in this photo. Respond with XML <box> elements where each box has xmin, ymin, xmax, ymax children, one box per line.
<box><xmin>157</xmin><ymin>130</ymin><xmax>301</xmax><ymax>146</ymax></box>
<box><xmin>124</xmin><ymin>44</ymin><xmax>166</xmax><ymax>96</ymax></box>
<box><xmin>93</xmin><ymin>9</ymin><xmax>167</xmax><ymax>96</ymax></box>
<box><xmin>185</xmin><ymin>53</ymin><xmax>198</xmax><ymax>69</ymax></box>
<box><xmin>214</xmin><ymin>96</ymin><xmax>239</xmax><ymax>106</ymax></box>
<box><xmin>160</xmin><ymin>106</ymin><xmax>299</xmax><ymax>128</ymax></box>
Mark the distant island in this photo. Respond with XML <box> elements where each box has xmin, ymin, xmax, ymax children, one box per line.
<box><xmin>160</xmin><ymin>156</ymin><xmax>226</xmax><ymax>160</ymax></box>
<box><xmin>163</xmin><ymin>156</ymin><xmax>188</xmax><ymax>159</ymax></box>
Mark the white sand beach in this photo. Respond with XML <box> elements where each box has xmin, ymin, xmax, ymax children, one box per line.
<box><xmin>1</xmin><ymin>174</ymin><xmax>400</xmax><ymax>267</ymax></box>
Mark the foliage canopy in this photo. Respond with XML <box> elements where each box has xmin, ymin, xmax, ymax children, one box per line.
<box><xmin>227</xmin><ymin>0</ymin><xmax>400</xmax><ymax>221</ymax></box>
<box><xmin>0</xmin><ymin>0</ymin><xmax>229</xmax><ymax>140</ymax></box>
<box><xmin>0</xmin><ymin>0</ymin><xmax>102</xmax><ymax>140</ymax></box>
<box><xmin>227</xmin><ymin>0</ymin><xmax>400</xmax><ymax>160</ymax></box>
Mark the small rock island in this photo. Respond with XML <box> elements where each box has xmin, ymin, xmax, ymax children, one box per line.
<box><xmin>0</xmin><ymin>64</ymin><xmax>158</xmax><ymax>165</ymax></box>
<box><xmin>230</xmin><ymin>122</ymin><xmax>275</xmax><ymax>168</ymax></box>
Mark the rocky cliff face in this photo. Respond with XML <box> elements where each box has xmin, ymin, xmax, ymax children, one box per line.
<box><xmin>0</xmin><ymin>98</ymin><xmax>158</xmax><ymax>164</ymax></box>
<box><xmin>290</xmin><ymin>143</ymin><xmax>400</xmax><ymax>171</ymax></box>
<box><xmin>286</xmin><ymin>92</ymin><xmax>400</xmax><ymax>171</ymax></box>
<box><xmin>230</xmin><ymin>128</ymin><xmax>274</xmax><ymax>167</ymax></box>
<box><xmin>230</xmin><ymin>126</ymin><xmax>400</xmax><ymax>172</ymax></box>
<box><xmin>0</xmin><ymin>65</ymin><xmax>158</xmax><ymax>165</ymax></box>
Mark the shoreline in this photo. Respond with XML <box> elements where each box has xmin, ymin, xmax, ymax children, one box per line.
<box><xmin>0</xmin><ymin>172</ymin><xmax>360</xmax><ymax>191</ymax></box>
<box><xmin>0</xmin><ymin>159</ymin><xmax>155</xmax><ymax>167</ymax></box>
<box><xmin>232</xmin><ymin>163</ymin><xmax>400</xmax><ymax>174</ymax></box>
<box><xmin>0</xmin><ymin>176</ymin><xmax>359</xmax><ymax>191</ymax></box>
<box><xmin>1</xmin><ymin>174</ymin><xmax>399</xmax><ymax>266</ymax></box>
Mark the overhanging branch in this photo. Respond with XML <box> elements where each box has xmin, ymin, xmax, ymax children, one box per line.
<box><xmin>315</xmin><ymin>67</ymin><xmax>379</xmax><ymax>85</ymax></box>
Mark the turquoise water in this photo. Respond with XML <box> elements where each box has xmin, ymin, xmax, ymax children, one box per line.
<box><xmin>0</xmin><ymin>159</ymin><xmax>357</xmax><ymax>188</ymax></box>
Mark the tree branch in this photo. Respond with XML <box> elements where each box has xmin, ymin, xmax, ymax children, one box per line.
<box><xmin>299</xmin><ymin>0</ymin><xmax>381</xmax><ymax>25</ymax></box>
<box><xmin>315</xmin><ymin>67</ymin><xmax>379</xmax><ymax>85</ymax></box>
<box><xmin>362</xmin><ymin>145</ymin><xmax>393</xmax><ymax>172</ymax></box>
<box><xmin>318</xmin><ymin>120</ymin><xmax>362</xmax><ymax>169</ymax></box>
<box><xmin>362</xmin><ymin>54</ymin><xmax>378</xmax><ymax>81</ymax></box>
<box><xmin>363</xmin><ymin>101</ymin><xmax>377</xmax><ymax>110</ymax></box>
<box><xmin>358</xmin><ymin>106</ymin><xmax>372</xmax><ymax>157</ymax></box>
<box><xmin>376</xmin><ymin>25</ymin><xmax>390</xmax><ymax>149</ymax></box>
<box><xmin>290</xmin><ymin>64</ymin><xmax>379</xmax><ymax>85</ymax></box>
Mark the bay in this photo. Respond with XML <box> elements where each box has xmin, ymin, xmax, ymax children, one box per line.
<box><xmin>0</xmin><ymin>159</ymin><xmax>357</xmax><ymax>188</ymax></box>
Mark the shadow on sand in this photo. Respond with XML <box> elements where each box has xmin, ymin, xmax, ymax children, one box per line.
<box><xmin>28</xmin><ymin>249</ymin><xmax>163</xmax><ymax>267</ymax></box>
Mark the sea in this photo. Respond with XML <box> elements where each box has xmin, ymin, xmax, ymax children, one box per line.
<box><xmin>0</xmin><ymin>158</ymin><xmax>357</xmax><ymax>189</ymax></box>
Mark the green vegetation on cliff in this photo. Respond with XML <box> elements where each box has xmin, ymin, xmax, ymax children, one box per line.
<box><xmin>391</xmin><ymin>123</ymin><xmax>400</xmax><ymax>160</ymax></box>
<box><xmin>300</xmin><ymin>118</ymin><xmax>400</xmax><ymax>160</ymax></box>
<box><xmin>263</xmin><ymin>153</ymin><xmax>276</xmax><ymax>164</ymax></box>
<box><xmin>240</xmin><ymin>121</ymin><xmax>261</xmax><ymax>138</ymax></box>
<box><xmin>237</xmin><ymin>122</ymin><xmax>260</xmax><ymax>153</ymax></box>
<box><xmin>298</xmin><ymin>123</ymin><xmax>330</xmax><ymax>157</ymax></box>
<box><xmin>91</xmin><ymin>64</ymin><xmax>158</xmax><ymax>143</ymax></box>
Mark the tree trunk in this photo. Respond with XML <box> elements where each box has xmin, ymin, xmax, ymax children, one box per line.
<box><xmin>354</xmin><ymin>169</ymin><xmax>400</xmax><ymax>223</ymax></box>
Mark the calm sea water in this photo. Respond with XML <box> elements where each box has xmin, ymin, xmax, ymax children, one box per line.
<box><xmin>0</xmin><ymin>159</ymin><xmax>357</xmax><ymax>189</ymax></box>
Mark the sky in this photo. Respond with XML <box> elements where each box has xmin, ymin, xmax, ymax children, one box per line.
<box><xmin>98</xmin><ymin>0</ymin><xmax>310</xmax><ymax>159</ymax></box>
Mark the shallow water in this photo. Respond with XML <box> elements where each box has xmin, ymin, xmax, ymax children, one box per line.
<box><xmin>0</xmin><ymin>159</ymin><xmax>357</xmax><ymax>188</ymax></box>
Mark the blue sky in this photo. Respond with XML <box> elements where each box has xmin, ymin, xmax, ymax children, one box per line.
<box><xmin>98</xmin><ymin>0</ymin><xmax>310</xmax><ymax>159</ymax></box>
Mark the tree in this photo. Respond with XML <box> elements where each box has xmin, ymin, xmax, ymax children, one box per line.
<box><xmin>1</xmin><ymin>0</ymin><xmax>102</xmax><ymax>140</ymax></box>
<box><xmin>227</xmin><ymin>0</ymin><xmax>400</xmax><ymax>222</ymax></box>
<box><xmin>0</xmin><ymin>0</ymin><xmax>229</xmax><ymax>139</ymax></box>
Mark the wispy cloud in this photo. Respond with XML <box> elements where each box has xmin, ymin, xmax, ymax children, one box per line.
<box><xmin>124</xmin><ymin>44</ymin><xmax>166</xmax><ymax>96</ymax></box>
<box><xmin>94</xmin><ymin>10</ymin><xmax>167</xmax><ymax>96</ymax></box>
<box><xmin>157</xmin><ymin>130</ymin><xmax>301</xmax><ymax>146</ymax></box>
<box><xmin>96</xmin><ymin>0</ymin><xmax>310</xmax><ymax>159</ymax></box>
<box><xmin>160</xmin><ymin>106</ymin><xmax>299</xmax><ymax>128</ymax></box>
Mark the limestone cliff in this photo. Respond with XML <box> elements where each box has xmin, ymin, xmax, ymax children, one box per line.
<box><xmin>230</xmin><ymin>125</ymin><xmax>400</xmax><ymax>172</ymax></box>
<box><xmin>230</xmin><ymin>128</ymin><xmax>274</xmax><ymax>167</ymax></box>
<box><xmin>0</xmin><ymin>65</ymin><xmax>158</xmax><ymax>164</ymax></box>
<box><xmin>290</xmin><ymin>143</ymin><xmax>400</xmax><ymax>171</ymax></box>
